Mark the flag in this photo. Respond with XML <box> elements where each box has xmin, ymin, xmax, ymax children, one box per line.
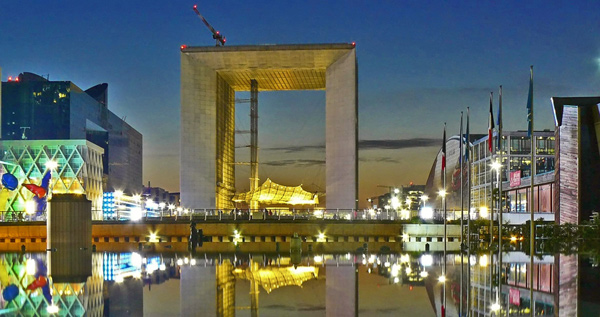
<box><xmin>497</xmin><ymin>85</ymin><xmax>503</xmax><ymax>151</ymax></box>
<box><xmin>464</xmin><ymin>107</ymin><xmax>470</xmax><ymax>162</ymax></box>
<box><xmin>526</xmin><ymin>66</ymin><xmax>533</xmax><ymax>138</ymax></box>
<box><xmin>441</xmin><ymin>123</ymin><xmax>446</xmax><ymax>173</ymax></box>
<box><xmin>459</xmin><ymin>112</ymin><xmax>463</xmax><ymax>164</ymax></box>
<box><xmin>488</xmin><ymin>92</ymin><xmax>494</xmax><ymax>153</ymax></box>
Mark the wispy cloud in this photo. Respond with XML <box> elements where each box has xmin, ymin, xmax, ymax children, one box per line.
<box><xmin>263</xmin><ymin>159</ymin><xmax>325</xmax><ymax>167</ymax></box>
<box><xmin>262</xmin><ymin>137</ymin><xmax>439</xmax><ymax>153</ymax></box>
<box><xmin>359</xmin><ymin>138</ymin><xmax>439</xmax><ymax>150</ymax></box>
<box><xmin>263</xmin><ymin>145</ymin><xmax>325</xmax><ymax>153</ymax></box>
<box><xmin>359</xmin><ymin>157</ymin><xmax>400</xmax><ymax>163</ymax></box>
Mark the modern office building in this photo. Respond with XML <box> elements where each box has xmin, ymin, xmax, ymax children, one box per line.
<box><xmin>1</xmin><ymin>72</ymin><xmax>143</xmax><ymax>194</ymax></box>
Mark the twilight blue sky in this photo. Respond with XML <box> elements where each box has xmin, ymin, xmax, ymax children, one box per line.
<box><xmin>1</xmin><ymin>1</ymin><xmax>600</xmax><ymax>206</ymax></box>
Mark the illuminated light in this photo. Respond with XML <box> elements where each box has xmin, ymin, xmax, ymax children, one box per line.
<box><xmin>420</xmin><ymin>254</ymin><xmax>433</xmax><ymax>267</ymax></box>
<box><xmin>318</xmin><ymin>232</ymin><xmax>325</xmax><ymax>240</ymax></box>
<box><xmin>391</xmin><ymin>196</ymin><xmax>400</xmax><ymax>209</ymax></box>
<box><xmin>133</xmin><ymin>272</ymin><xmax>142</xmax><ymax>279</ymax></box>
<box><xmin>344</xmin><ymin>214</ymin><xmax>351</xmax><ymax>220</ymax></box>
<box><xmin>177</xmin><ymin>207</ymin><xmax>183</xmax><ymax>213</ymax></box>
<box><xmin>149</xmin><ymin>233</ymin><xmax>157</xmax><ymax>242</ymax></box>
<box><xmin>159</xmin><ymin>263</ymin><xmax>166</xmax><ymax>271</ymax></box>
<box><xmin>394</xmin><ymin>188</ymin><xmax>400</xmax><ymax>194</ymax></box>
<box><xmin>133</xmin><ymin>194</ymin><xmax>141</xmax><ymax>202</ymax></box>
<box><xmin>168</xmin><ymin>204</ymin><xmax>175</xmax><ymax>211</ymax></box>
<box><xmin>405</xmin><ymin>267</ymin><xmax>412</xmax><ymax>275</ymax></box>
<box><xmin>420</xmin><ymin>195</ymin><xmax>429</xmax><ymax>202</ymax></box>
<box><xmin>313</xmin><ymin>255</ymin><xmax>323</xmax><ymax>263</ymax></box>
<box><xmin>177</xmin><ymin>259</ymin><xmax>183</xmax><ymax>266</ymax></box>
<box><xmin>479</xmin><ymin>254</ymin><xmax>488</xmax><ymax>267</ymax></box>
<box><xmin>216</xmin><ymin>31</ymin><xmax>219</xmax><ymax>35</ymax></box>
<box><xmin>7</xmin><ymin>76</ymin><xmax>12</xmax><ymax>81</ymax></box>
<box><xmin>400</xmin><ymin>254</ymin><xmax>410</xmax><ymax>263</ymax></box>
<box><xmin>180</xmin><ymin>44</ymin><xmax>188</xmax><ymax>50</ymax></box>
<box><xmin>491</xmin><ymin>160</ymin><xmax>502</xmax><ymax>170</ymax></box>
<box><xmin>47</xmin><ymin>304</ymin><xmax>59</xmax><ymax>314</ymax></box>
<box><xmin>491</xmin><ymin>302</ymin><xmax>501</xmax><ymax>312</ymax></box>
<box><xmin>510</xmin><ymin>236</ymin><xmax>518</xmax><ymax>242</ymax></box>
<box><xmin>405</xmin><ymin>198</ymin><xmax>412</xmax><ymax>205</ymax></box>
<box><xmin>393</xmin><ymin>277</ymin><xmax>400</xmax><ymax>283</ymax></box>
<box><xmin>159</xmin><ymin>202</ymin><xmax>166</xmax><ymax>209</ymax></box>
<box><xmin>420</xmin><ymin>271</ymin><xmax>429</xmax><ymax>278</ymax></box>
<box><xmin>351</xmin><ymin>42</ymin><xmax>356</xmax><ymax>46</ymax></box>
<box><xmin>26</xmin><ymin>258</ymin><xmax>37</xmax><ymax>275</ymax></box>
<box><xmin>45</xmin><ymin>160</ymin><xmax>58</xmax><ymax>171</ymax></box>
<box><xmin>131</xmin><ymin>252</ymin><xmax>142</xmax><ymax>267</ymax></box>
<box><xmin>479</xmin><ymin>206</ymin><xmax>489</xmax><ymax>218</ymax></box>
<box><xmin>114</xmin><ymin>190</ymin><xmax>123</xmax><ymax>198</ymax></box>
<box><xmin>401</xmin><ymin>232</ymin><xmax>410</xmax><ymax>242</ymax></box>
<box><xmin>368</xmin><ymin>255</ymin><xmax>375</xmax><ymax>264</ymax></box>
<box><xmin>368</xmin><ymin>268</ymin><xmax>372</xmax><ymax>273</ymax></box>
<box><xmin>400</xmin><ymin>209</ymin><xmax>410</xmax><ymax>220</ymax></box>
<box><xmin>15</xmin><ymin>77</ymin><xmax>19</xmax><ymax>82</ymax></box>
<box><xmin>362</xmin><ymin>259</ymin><xmax>367</xmax><ymax>265</ymax></box>
<box><xmin>25</xmin><ymin>200</ymin><xmax>36</xmax><ymax>215</ymax></box>
<box><xmin>438</xmin><ymin>189</ymin><xmax>447</xmax><ymax>197</ymax></box>
<box><xmin>420</xmin><ymin>207</ymin><xmax>434</xmax><ymax>219</ymax></box>
<box><xmin>193</xmin><ymin>4</ymin><xmax>197</xmax><ymax>9</ymax></box>
<box><xmin>438</xmin><ymin>275</ymin><xmax>446</xmax><ymax>283</ymax></box>
<box><xmin>384</xmin><ymin>261</ymin><xmax>390</xmax><ymax>268</ymax></box>
<box><xmin>390</xmin><ymin>264</ymin><xmax>399</xmax><ymax>277</ymax></box>
<box><xmin>314</xmin><ymin>210</ymin><xmax>323</xmax><ymax>217</ymax></box>
<box><xmin>131</xmin><ymin>207</ymin><xmax>143</xmax><ymax>221</ymax></box>
<box><xmin>184</xmin><ymin>257</ymin><xmax>189</xmax><ymax>264</ymax></box>
<box><xmin>190</xmin><ymin>259</ymin><xmax>197</xmax><ymax>266</ymax></box>
<box><xmin>114</xmin><ymin>275</ymin><xmax>124</xmax><ymax>283</ymax></box>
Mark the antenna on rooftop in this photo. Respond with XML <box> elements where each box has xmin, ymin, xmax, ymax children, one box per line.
<box><xmin>20</xmin><ymin>127</ymin><xmax>30</xmax><ymax>140</ymax></box>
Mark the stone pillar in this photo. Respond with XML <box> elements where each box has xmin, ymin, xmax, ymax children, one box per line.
<box><xmin>326</xmin><ymin>264</ymin><xmax>357</xmax><ymax>317</ymax></box>
<box><xmin>556</xmin><ymin>254</ymin><xmax>578</xmax><ymax>316</ymax></box>
<box><xmin>181</xmin><ymin>54</ymin><xmax>217</xmax><ymax>209</ymax></box>
<box><xmin>326</xmin><ymin>49</ymin><xmax>358</xmax><ymax>210</ymax></box>
<box><xmin>181</xmin><ymin>265</ymin><xmax>217</xmax><ymax>316</ymax></box>
<box><xmin>555</xmin><ymin>106</ymin><xmax>579</xmax><ymax>224</ymax></box>
<box><xmin>47</xmin><ymin>194</ymin><xmax>92</xmax><ymax>281</ymax></box>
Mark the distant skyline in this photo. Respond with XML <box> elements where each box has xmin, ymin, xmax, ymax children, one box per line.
<box><xmin>2</xmin><ymin>1</ymin><xmax>599</xmax><ymax>207</ymax></box>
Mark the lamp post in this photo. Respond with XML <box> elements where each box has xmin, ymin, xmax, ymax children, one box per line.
<box><xmin>438</xmin><ymin>188</ymin><xmax>447</xmax><ymax>314</ymax></box>
<box><xmin>491</xmin><ymin>159</ymin><xmax>502</xmax><ymax>311</ymax></box>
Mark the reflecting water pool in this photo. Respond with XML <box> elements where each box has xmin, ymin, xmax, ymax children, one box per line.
<box><xmin>0</xmin><ymin>250</ymin><xmax>598</xmax><ymax>316</ymax></box>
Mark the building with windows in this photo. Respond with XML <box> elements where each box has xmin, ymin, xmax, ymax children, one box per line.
<box><xmin>1</xmin><ymin>72</ymin><xmax>142</xmax><ymax>194</ymax></box>
<box><xmin>425</xmin><ymin>130</ymin><xmax>556</xmax><ymax>224</ymax></box>
<box><xmin>471</xmin><ymin>130</ymin><xmax>555</xmax><ymax>224</ymax></box>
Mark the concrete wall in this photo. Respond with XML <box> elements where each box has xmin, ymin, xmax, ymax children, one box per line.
<box><xmin>181</xmin><ymin>54</ymin><xmax>217</xmax><ymax>209</ymax></box>
<box><xmin>326</xmin><ymin>49</ymin><xmax>358</xmax><ymax>210</ymax></box>
<box><xmin>555</xmin><ymin>106</ymin><xmax>579</xmax><ymax>224</ymax></box>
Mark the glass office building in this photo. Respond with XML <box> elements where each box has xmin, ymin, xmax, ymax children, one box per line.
<box><xmin>1</xmin><ymin>72</ymin><xmax>142</xmax><ymax>194</ymax></box>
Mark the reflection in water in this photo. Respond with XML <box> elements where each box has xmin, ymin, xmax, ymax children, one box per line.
<box><xmin>0</xmin><ymin>250</ymin><xmax>597</xmax><ymax>316</ymax></box>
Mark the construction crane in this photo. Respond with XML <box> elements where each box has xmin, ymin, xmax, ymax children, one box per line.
<box><xmin>192</xmin><ymin>4</ymin><xmax>226</xmax><ymax>46</ymax></box>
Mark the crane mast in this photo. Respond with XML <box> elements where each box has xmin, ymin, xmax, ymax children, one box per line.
<box><xmin>192</xmin><ymin>4</ymin><xmax>226</xmax><ymax>46</ymax></box>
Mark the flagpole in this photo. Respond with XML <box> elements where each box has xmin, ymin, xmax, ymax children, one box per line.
<box><xmin>488</xmin><ymin>92</ymin><xmax>494</xmax><ymax>248</ymax></box>
<box><xmin>497</xmin><ymin>85</ymin><xmax>503</xmax><ymax>311</ymax></box>
<box><xmin>528</xmin><ymin>65</ymin><xmax>535</xmax><ymax>317</ymax></box>
<box><xmin>459</xmin><ymin>112</ymin><xmax>464</xmax><ymax>317</ymax></box>
<box><xmin>441</xmin><ymin>122</ymin><xmax>447</xmax><ymax>317</ymax></box>
<box><xmin>466</xmin><ymin>107</ymin><xmax>471</xmax><ymax>317</ymax></box>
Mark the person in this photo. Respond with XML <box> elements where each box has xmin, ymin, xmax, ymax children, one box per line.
<box><xmin>189</xmin><ymin>221</ymin><xmax>198</xmax><ymax>249</ymax></box>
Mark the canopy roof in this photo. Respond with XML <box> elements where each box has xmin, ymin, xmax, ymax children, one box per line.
<box><xmin>232</xmin><ymin>178</ymin><xmax>318</xmax><ymax>205</ymax></box>
<box><xmin>232</xmin><ymin>266</ymin><xmax>319</xmax><ymax>294</ymax></box>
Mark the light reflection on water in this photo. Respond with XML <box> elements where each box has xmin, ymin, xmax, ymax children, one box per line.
<box><xmin>0</xmin><ymin>251</ymin><xmax>598</xmax><ymax>316</ymax></box>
